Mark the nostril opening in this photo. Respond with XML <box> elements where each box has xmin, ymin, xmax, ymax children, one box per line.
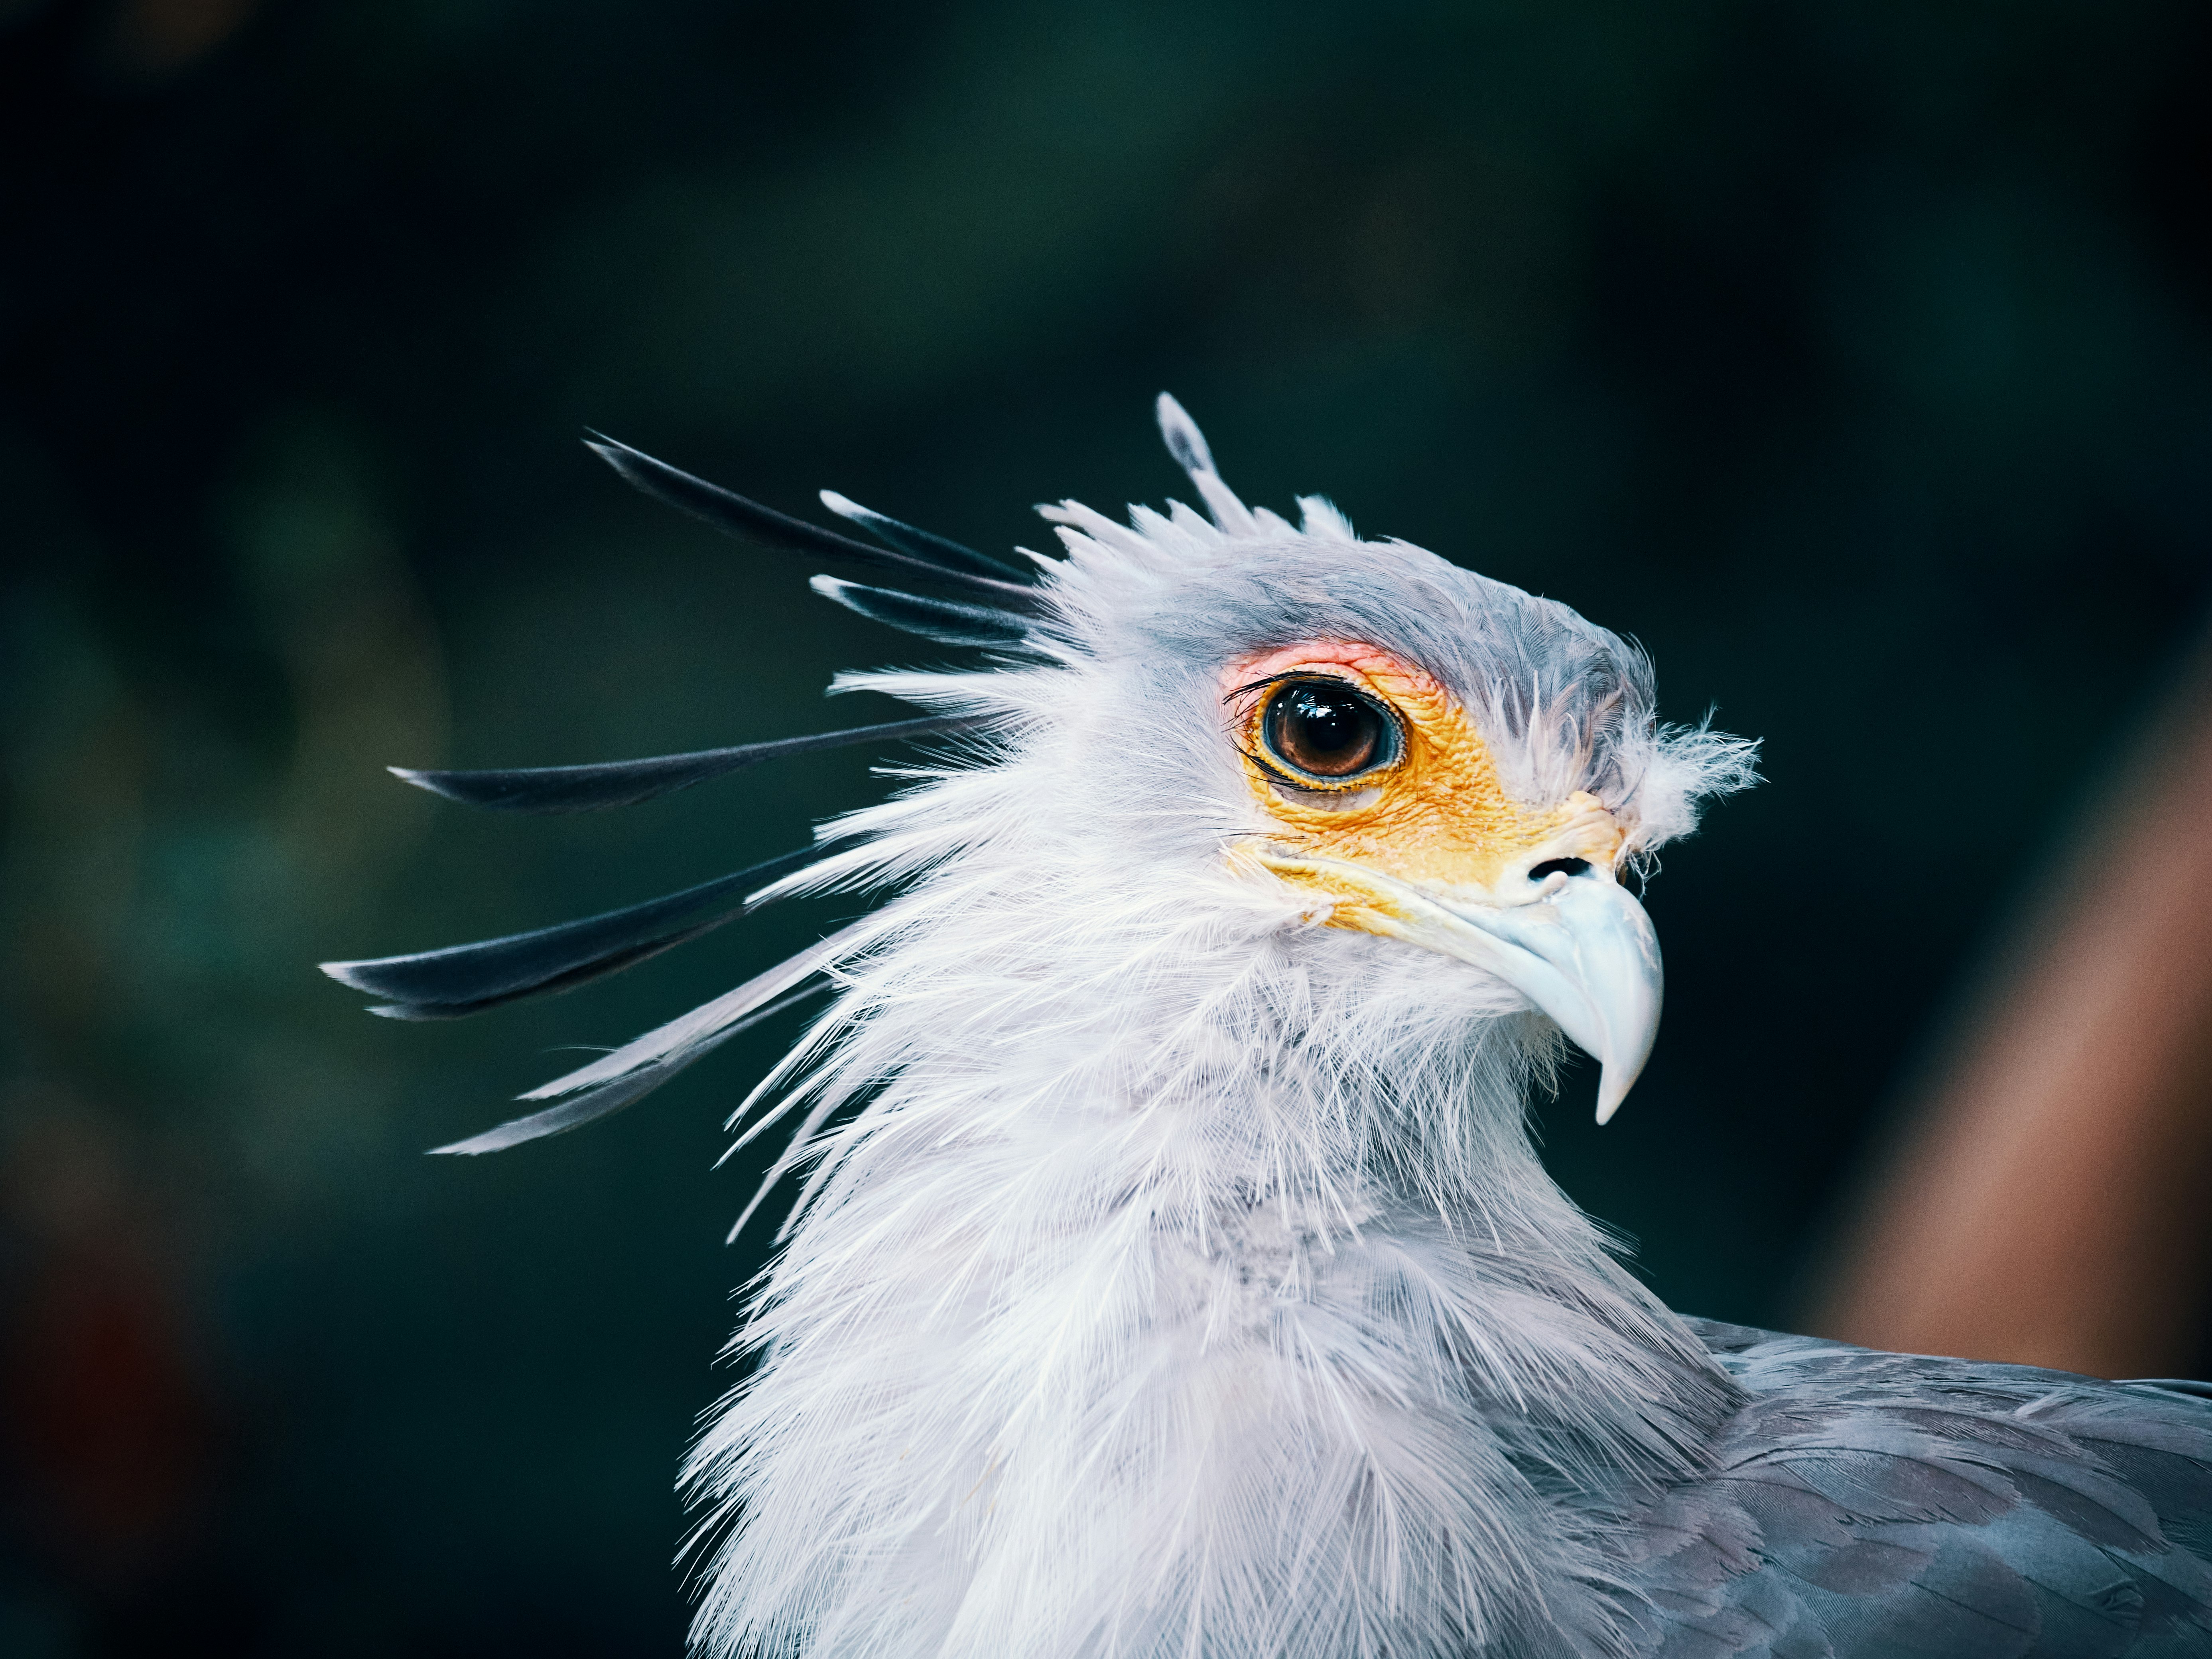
<box><xmin>1529</xmin><ymin>857</ymin><xmax>1591</xmax><ymax>881</ymax></box>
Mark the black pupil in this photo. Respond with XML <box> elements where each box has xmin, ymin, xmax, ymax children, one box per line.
<box><xmin>1268</xmin><ymin>683</ymin><xmax>1383</xmax><ymax>778</ymax></box>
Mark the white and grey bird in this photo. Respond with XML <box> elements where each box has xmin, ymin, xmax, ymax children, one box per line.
<box><xmin>327</xmin><ymin>399</ymin><xmax>2212</xmax><ymax>1658</ymax></box>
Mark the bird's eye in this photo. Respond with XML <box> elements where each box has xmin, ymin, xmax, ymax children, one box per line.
<box><xmin>1260</xmin><ymin>680</ymin><xmax>1399</xmax><ymax>784</ymax></box>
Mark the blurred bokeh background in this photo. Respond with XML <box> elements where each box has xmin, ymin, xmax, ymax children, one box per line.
<box><xmin>2</xmin><ymin>0</ymin><xmax>2209</xmax><ymax>1651</ymax></box>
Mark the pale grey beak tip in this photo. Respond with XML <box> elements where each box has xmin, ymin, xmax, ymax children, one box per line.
<box><xmin>1594</xmin><ymin>1070</ymin><xmax>1631</xmax><ymax>1125</ymax></box>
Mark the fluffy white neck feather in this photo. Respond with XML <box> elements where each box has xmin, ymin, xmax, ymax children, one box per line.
<box><xmin>681</xmin><ymin>655</ymin><xmax>1735</xmax><ymax>1659</ymax></box>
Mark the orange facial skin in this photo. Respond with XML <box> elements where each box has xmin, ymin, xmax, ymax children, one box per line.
<box><xmin>1223</xmin><ymin>642</ymin><xmax>1623</xmax><ymax>917</ymax></box>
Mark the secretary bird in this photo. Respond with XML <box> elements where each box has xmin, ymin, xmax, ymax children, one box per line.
<box><xmin>326</xmin><ymin>398</ymin><xmax>2212</xmax><ymax>1657</ymax></box>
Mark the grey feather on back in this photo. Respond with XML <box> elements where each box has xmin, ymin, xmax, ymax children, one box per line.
<box><xmin>1625</xmin><ymin>1322</ymin><xmax>2212</xmax><ymax>1657</ymax></box>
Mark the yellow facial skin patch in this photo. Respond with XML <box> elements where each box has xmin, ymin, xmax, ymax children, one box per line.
<box><xmin>1223</xmin><ymin>641</ymin><xmax>1625</xmax><ymax>928</ymax></box>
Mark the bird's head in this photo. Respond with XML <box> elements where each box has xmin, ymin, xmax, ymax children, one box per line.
<box><xmin>331</xmin><ymin>396</ymin><xmax>1754</xmax><ymax>1157</ymax></box>
<box><xmin>847</xmin><ymin>394</ymin><xmax>1758</xmax><ymax>1129</ymax></box>
<box><xmin>1224</xmin><ymin>640</ymin><xmax>1660</xmax><ymax>1125</ymax></box>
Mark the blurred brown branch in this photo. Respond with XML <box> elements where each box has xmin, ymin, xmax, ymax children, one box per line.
<box><xmin>1808</xmin><ymin>620</ymin><xmax>2212</xmax><ymax>1378</ymax></box>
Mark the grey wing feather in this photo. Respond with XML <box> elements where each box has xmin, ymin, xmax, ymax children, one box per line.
<box><xmin>1625</xmin><ymin>1320</ymin><xmax>2212</xmax><ymax>1657</ymax></box>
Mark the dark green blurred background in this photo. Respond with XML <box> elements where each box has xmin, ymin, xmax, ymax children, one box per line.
<box><xmin>2</xmin><ymin>0</ymin><xmax>2208</xmax><ymax>1651</ymax></box>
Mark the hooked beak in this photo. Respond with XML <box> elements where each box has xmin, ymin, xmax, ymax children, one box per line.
<box><xmin>1258</xmin><ymin>853</ymin><xmax>1663</xmax><ymax>1123</ymax></box>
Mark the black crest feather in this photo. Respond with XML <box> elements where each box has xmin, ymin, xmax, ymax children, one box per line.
<box><xmin>585</xmin><ymin>433</ymin><xmax>1033</xmax><ymax>604</ymax></box>
<box><xmin>390</xmin><ymin>714</ymin><xmax>979</xmax><ymax>814</ymax></box>
<box><xmin>818</xmin><ymin>490</ymin><xmax>1026</xmax><ymax>581</ymax></box>
<box><xmin>319</xmin><ymin>845</ymin><xmax>819</xmax><ymax>1020</ymax></box>
<box><xmin>810</xmin><ymin>576</ymin><xmax>1031</xmax><ymax>647</ymax></box>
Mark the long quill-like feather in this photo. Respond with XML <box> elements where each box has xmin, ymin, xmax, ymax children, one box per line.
<box><xmin>320</xmin><ymin>846</ymin><xmax>819</xmax><ymax>1019</ymax></box>
<box><xmin>810</xmin><ymin>576</ymin><xmax>1030</xmax><ymax>647</ymax></box>
<box><xmin>818</xmin><ymin>489</ymin><xmax>1026</xmax><ymax>581</ymax></box>
<box><xmin>429</xmin><ymin>983</ymin><xmax>828</xmax><ymax>1156</ymax></box>
<box><xmin>586</xmin><ymin>434</ymin><xmax>1034</xmax><ymax>603</ymax></box>
<box><xmin>390</xmin><ymin>714</ymin><xmax>979</xmax><ymax>813</ymax></box>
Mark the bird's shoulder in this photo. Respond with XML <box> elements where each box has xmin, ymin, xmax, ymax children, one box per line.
<box><xmin>1619</xmin><ymin>1317</ymin><xmax>2212</xmax><ymax>1658</ymax></box>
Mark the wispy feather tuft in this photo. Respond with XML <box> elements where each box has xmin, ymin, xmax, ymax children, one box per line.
<box><xmin>430</xmin><ymin>983</ymin><xmax>827</xmax><ymax>1155</ymax></box>
<box><xmin>1155</xmin><ymin>390</ymin><xmax>1259</xmax><ymax>536</ymax></box>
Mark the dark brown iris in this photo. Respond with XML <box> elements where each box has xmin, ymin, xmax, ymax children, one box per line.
<box><xmin>1262</xmin><ymin>680</ymin><xmax>1394</xmax><ymax>781</ymax></box>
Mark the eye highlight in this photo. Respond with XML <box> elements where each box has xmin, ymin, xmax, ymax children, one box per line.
<box><xmin>1258</xmin><ymin>678</ymin><xmax>1402</xmax><ymax>787</ymax></box>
